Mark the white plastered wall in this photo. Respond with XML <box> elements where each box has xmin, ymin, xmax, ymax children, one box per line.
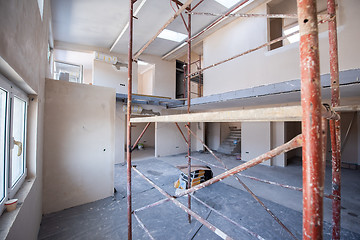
<box><xmin>43</xmin><ymin>79</ymin><xmax>115</xmax><ymax>214</ymax></box>
<box><xmin>206</xmin><ymin>122</ymin><xmax>221</xmax><ymax>150</ymax></box>
<box><xmin>203</xmin><ymin>0</ymin><xmax>360</xmax><ymax>95</ymax></box>
<box><xmin>138</xmin><ymin>54</ymin><xmax>176</xmax><ymax>98</ymax></box>
<box><xmin>155</xmin><ymin>122</ymin><xmax>204</xmax><ymax>157</ymax></box>
<box><xmin>242</xmin><ymin>122</ymin><xmax>271</xmax><ymax>166</ymax></box>
<box><xmin>93</xmin><ymin>59</ymin><xmax>138</xmax><ymax>94</ymax></box>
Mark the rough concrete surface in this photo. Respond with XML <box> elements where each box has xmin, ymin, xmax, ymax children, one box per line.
<box><xmin>38</xmin><ymin>153</ymin><xmax>360</xmax><ymax>239</ymax></box>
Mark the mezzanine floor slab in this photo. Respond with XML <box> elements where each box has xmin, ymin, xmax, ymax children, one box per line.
<box><xmin>38</xmin><ymin>152</ymin><xmax>360</xmax><ymax>240</ymax></box>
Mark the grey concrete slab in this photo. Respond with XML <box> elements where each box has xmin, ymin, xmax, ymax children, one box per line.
<box><xmin>38</xmin><ymin>157</ymin><xmax>360</xmax><ymax>240</ymax></box>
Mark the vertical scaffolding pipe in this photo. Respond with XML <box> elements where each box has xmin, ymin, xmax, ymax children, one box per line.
<box><xmin>297</xmin><ymin>0</ymin><xmax>324</xmax><ymax>239</ymax></box>
<box><xmin>327</xmin><ymin>0</ymin><xmax>341</xmax><ymax>238</ymax></box>
<box><xmin>186</xmin><ymin>5</ymin><xmax>192</xmax><ymax>223</ymax></box>
<box><xmin>127</xmin><ymin>0</ymin><xmax>134</xmax><ymax>239</ymax></box>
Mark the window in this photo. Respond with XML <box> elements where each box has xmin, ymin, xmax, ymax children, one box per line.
<box><xmin>0</xmin><ymin>74</ymin><xmax>28</xmax><ymax>214</ymax></box>
<box><xmin>0</xmin><ymin>89</ymin><xmax>7</xmax><ymax>204</ymax></box>
<box><xmin>53</xmin><ymin>61</ymin><xmax>83</xmax><ymax>84</ymax></box>
<box><xmin>37</xmin><ymin>0</ymin><xmax>44</xmax><ymax>21</ymax></box>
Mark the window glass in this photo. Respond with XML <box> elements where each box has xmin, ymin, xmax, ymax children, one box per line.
<box><xmin>11</xmin><ymin>97</ymin><xmax>26</xmax><ymax>187</ymax></box>
<box><xmin>0</xmin><ymin>89</ymin><xmax>6</xmax><ymax>201</ymax></box>
<box><xmin>53</xmin><ymin>61</ymin><xmax>83</xmax><ymax>83</ymax></box>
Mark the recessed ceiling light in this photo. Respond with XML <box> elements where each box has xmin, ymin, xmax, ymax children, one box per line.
<box><xmin>158</xmin><ymin>29</ymin><xmax>187</xmax><ymax>43</ymax></box>
<box><xmin>214</xmin><ymin>0</ymin><xmax>240</xmax><ymax>8</ymax></box>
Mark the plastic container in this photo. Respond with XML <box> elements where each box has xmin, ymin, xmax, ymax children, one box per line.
<box><xmin>5</xmin><ymin>199</ymin><xmax>18</xmax><ymax>212</ymax></box>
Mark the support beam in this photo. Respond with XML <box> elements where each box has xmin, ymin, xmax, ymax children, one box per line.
<box><xmin>127</xmin><ymin>1</ymin><xmax>135</xmax><ymax>239</ymax></box>
<box><xmin>327</xmin><ymin>0</ymin><xmax>341</xmax><ymax>238</ymax></box>
<box><xmin>130</xmin><ymin>104</ymin><xmax>339</xmax><ymax>123</ymax></box>
<box><xmin>297</xmin><ymin>0</ymin><xmax>324</xmax><ymax>239</ymax></box>
<box><xmin>186</xmin><ymin>6</ymin><xmax>192</xmax><ymax>224</ymax></box>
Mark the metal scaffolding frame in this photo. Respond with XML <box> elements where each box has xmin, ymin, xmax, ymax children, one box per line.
<box><xmin>126</xmin><ymin>0</ymin><xmax>341</xmax><ymax>239</ymax></box>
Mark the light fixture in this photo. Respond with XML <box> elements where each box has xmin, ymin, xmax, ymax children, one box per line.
<box><xmin>213</xmin><ymin>0</ymin><xmax>240</xmax><ymax>8</ymax></box>
<box><xmin>157</xmin><ymin>29</ymin><xmax>187</xmax><ymax>43</ymax></box>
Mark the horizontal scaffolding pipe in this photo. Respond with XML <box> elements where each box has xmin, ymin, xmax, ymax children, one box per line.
<box><xmin>134</xmin><ymin>0</ymin><xmax>196</xmax><ymax>59</ymax></box>
<box><xmin>189</xmin><ymin>12</ymin><xmax>330</xmax><ymax>20</ymax></box>
<box><xmin>134</xmin><ymin>198</ymin><xmax>170</xmax><ymax>213</ymax></box>
<box><xmin>177</xmin><ymin>134</ymin><xmax>303</xmax><ymax>198</ymax></box>
<box><xmin>191</xmin><ymin>195</ymin><xmax>265</xmax><ymax>240</ymax></box>
<box><xmin>132</xmin><ymin>166</ymin><xmax>234</xmax><ymax>240</ymax></box>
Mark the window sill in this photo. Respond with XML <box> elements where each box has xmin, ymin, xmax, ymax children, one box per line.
<box><xmin>0</xmin><ymin>177</ymin><xmax>36</xmax><ymax>239</ymax></box>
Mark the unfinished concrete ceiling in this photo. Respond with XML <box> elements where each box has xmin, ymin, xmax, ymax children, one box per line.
<box><xmin>51</xmin><ymin>0</ymin><xmax>234</xmax><ymax>57</ymax></box>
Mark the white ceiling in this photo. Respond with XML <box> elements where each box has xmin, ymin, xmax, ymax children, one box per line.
<box><xmin>51</xmin><ymin>0</ymin><xmax>247</xmax><ymax>57</ymax></box>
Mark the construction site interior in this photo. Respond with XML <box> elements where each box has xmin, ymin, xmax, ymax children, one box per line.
<box><xmin>0</xmin><ymin>0</ymin><xmax>360</xmax><ymax>239</ymax></box>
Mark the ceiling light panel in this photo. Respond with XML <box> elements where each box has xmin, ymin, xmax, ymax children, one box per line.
<box><xmin>157</xmin><ymin>29</ymin><xmax>187</xmax><ymax>43</ymax></box>
<box><xmin>213</xmin><ymin>0</ymin><xmax>240</xmax><ymax>8</ymax></box>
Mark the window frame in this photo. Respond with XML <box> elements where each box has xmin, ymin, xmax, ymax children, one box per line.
<box><xmin>0</xmin><ymin>74</ymin><xmax>28</xmax><ymax>214</ymax></box>
<box><xmin>53</xmin><ymin>60</ymin><xmax>83</xmax><ymax>84</ymax></box>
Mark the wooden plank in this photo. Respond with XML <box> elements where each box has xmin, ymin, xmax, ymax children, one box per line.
<box><xmin>130</xmin><ymin>106</ymin><xmax>303</xmax><ymax>123</ymax></box>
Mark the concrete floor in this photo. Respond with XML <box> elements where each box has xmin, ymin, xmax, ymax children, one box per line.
<box><xmin>38</xmin><ymin>152</ymin><xmax>360</xmax><ymax>239</ymax></box>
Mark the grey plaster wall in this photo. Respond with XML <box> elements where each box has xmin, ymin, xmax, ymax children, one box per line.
<box><xmin>0</xmin><ymin>0</ymin><xmax>52</xmax><ymax>238</ymax></box>
<box><xmin>43</xmin><ymin>79</ymin><xmax>115</xmax><ymax>214</ymax></box>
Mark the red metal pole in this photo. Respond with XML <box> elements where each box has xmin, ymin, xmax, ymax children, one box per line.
<box><xmin>327</xmin><ymin>0</ymin><xmax>341</xmax><ymax>238</ymax></box>
<box><xmin>186</xmin><ymin>5</ymin><xmax>192</xmax><ymax>224</ymax></box>
<box><xmin>127</xmin><ymin>1</ymin><xmax>134</xmax><ymax>239</ymax></box>
<box><xmin>131</xmin><ymin>122</ymin><xmax>151</xmax><ymax>151</ymax></box>
<box><xmin>297</xmin><ymin>0</ymin><xmax>324</xmax><ymax>239</ymax></box>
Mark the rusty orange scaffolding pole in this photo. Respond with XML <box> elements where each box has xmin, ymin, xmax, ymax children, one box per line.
<box><xmin>127</xmin><ymin>1</ymin><xmax>135</xmax><ymax>239</ymax></box>
<box><xmin>327</xmin><ymin>0</ymin><xmax>341</xmax><ymax>238</ymax></box>
<box><xmin>297</xmin><ymin>0</ymin><xmax>325</xmax><ymax>239</ymax></box>
<box><xmin>186</xmin><ymin>4</ymin><xmax>192</xmax><ymax>223</ymax></box>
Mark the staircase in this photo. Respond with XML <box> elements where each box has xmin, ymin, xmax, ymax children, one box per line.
<box><xmin>217</xmin><ymin>127</ymin><xmax>241</xmax><ymax>155</ymax></box>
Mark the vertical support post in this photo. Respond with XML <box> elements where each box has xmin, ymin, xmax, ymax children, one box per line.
<box><xmin>297</xmin><ymin>0</ymin><xmax>324</xmax><ymax>239</ymax></box>
<box><xmin>327</xmin><ymin>0</ymin><xmax>341</xmax><ymax>238</ymax></box>
<box><xmin>127</xmin><ymin>0</ymin><xmax>134</xmax><ymax>239</ymax></box>
<box><xmin>186</xmin><ymin>4</ymin><xmax>192</xmax><ymax>224</ymax></box>
<box><xmin>198</xmin><ymin>55</ymin><xmax>201</xmax><ymax>97</ymax></box>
